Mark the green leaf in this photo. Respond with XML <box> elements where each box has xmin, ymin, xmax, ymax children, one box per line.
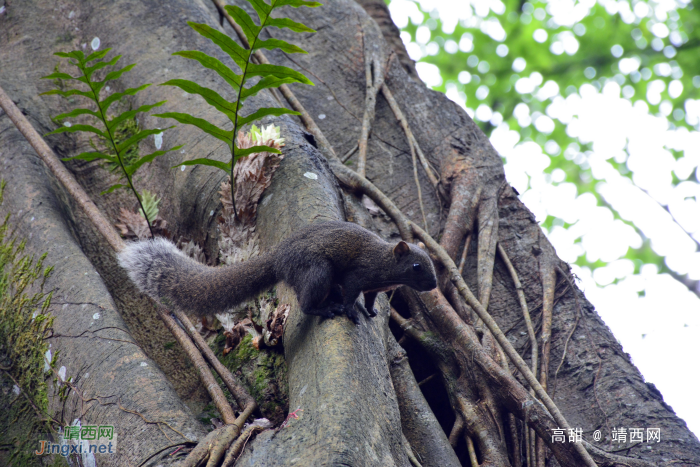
<box><xmin>267</xmin><ymin>17</ymin><xmax>315</xmax><ymax>33</ymax></box>
<box><xmin>99</xmin><ymin>84</ymin><xmax>151</xmax><ymax>113</ymax></box>
<box><xmin>108</xmin><ymin>101</ymin><xmax>166</xmax><ymax>131</ymax></box>
<box><xmin>247</xmin><ymin>0</ymin><xmax>271</xmax><ymax>19</ymax></box>
<box><xmin>55</xmin><ymin>50</ymin><xmax>85</xmax><ymax>62</ymax></box>
<box><xmin>85</xmin><ymin>48</ymin><xmax>111</xmax><ymax>63</ymax></box>
<box><xmin>100</xmin><ymin>184</ymin><xmax>126</xmax><ymax>195</ymax></box>
<box><xmin>52</xmin><ymin>108</ymin><xmax>102</xmax><ymax>122</ymax></box>
<box><xmin>61</xmin><ymin>151</ymin><xmax>114</xmax><ymax>163</ymax></box>
<box><xmin>103</xmin><ymin>63</ymin><xmax>136</xmax><ymax>83</ymax></box>
<box><xmin>225</xmin><ymin>5</ymin><xmax>261</xmax><ymax>45</ymax></box>
<box><xmin>234</xmin><ymin>144</ymin><xmax>281</xmax><ymax>160</ymax></box>
<box><xmin>116</xmin><ymin>127</ymin><xmax>173</xmax><ymax>154</ymax></box>
<box><xmin>39</xmin><ymin>88</ymin><xmax>94</xmax><ymax>100</ymax></box>
<box><xmin>84</xmin><ymin>55</ymin><xmax>121</xmax><ymax>80</ymax></box>
<box><xmin>75</xmin><ymin>75</ymin><xmax>91</xmax><ymax>86</ymax></box>
<box><xmin>138</xmin><ymin>190</ymin><xmax>161</xmax><ymax>222</ymax></box>
<box><xmin>46</xmin><ymin>124</ymin><xmax>106</xmax><ymax>138</ymax></box>
<box><xmin>187</xmin><ymin>22</ymin><xmax>250</xmax><ymax>70</ymax></box>
<box><xmin>274</xmin><ymin>0</ymin><xmax>323</xmax><ymax>7</ymax></box>
<box><xmin>41</xmin><ymin>72</ymin><xmax>77</xmax><ymax>81</ymax></box>
<box><xmin>173</xmin><ymin>157</ymin><xmax>231</xmax><ymax>172</ymax></box>
<box><xmin>254</xmin><ymin>38</ymin><xmax>307</xmax><ymax>54</ymax></box>
<box><xmin>173</xmin><ymin>51</ymin><xmax>241</xmax><ymax>90</ymax></box>
<box><xmin>236</xmin><ymin>107</ymin><xmax>300</xmax><ymax>130</ymax></box>
<box><xmin>160</xmin><ymin>79</ymin><xmax>237</xmax><ymax>121</ymax></box>
<box><xmin>126</xmin><ymin>145</ymin><xmax>184</xmax><ymax>176</ymax></box>
<box><xmin>154</xmin><ymin>112</ymin><xmax>232</xmax><ymax>149</ymax></box>
<box><xmin>240</xmin><ymin>76</ymin><xmax>299</xmax><ymax>101</ymax></box>
<box><xmin>246</xmin><ymin>63</ymin><xmax>313</xmax><ymax>85</ymax></box>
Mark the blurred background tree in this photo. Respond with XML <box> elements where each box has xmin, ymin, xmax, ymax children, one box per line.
<box><xmin>386</xmin><ymin>0</ymin><xmax>700</xmax><ymax>434</ymax></box>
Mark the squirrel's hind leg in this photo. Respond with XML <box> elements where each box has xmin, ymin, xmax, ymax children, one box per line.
<box><xmin>338</xmin><ymin>278</ymin><xmax>365</xmax><ymax>325</ymax></box>
<box><xmin>294</xmin><ymin>262</ymin><xmax>339</xmax><ymax>319</ymax></box>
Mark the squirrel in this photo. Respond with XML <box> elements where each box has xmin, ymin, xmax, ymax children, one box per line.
<box><xmin>118</xmin><ymin>221</ymin><xmax>437</xmax><ymax>324</ymax></box>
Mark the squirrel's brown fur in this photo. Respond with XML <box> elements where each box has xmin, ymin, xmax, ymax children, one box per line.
<box><xmin>118</xmin><ymin>221</ymin><xmax>437</xmax><ymax>324</ymax></box>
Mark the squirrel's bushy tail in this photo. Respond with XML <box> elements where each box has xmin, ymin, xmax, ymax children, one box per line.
<box><xmin>118</xmin><ymin>238</ymin><xmax>277</xmax><ymax>316</ymax></box>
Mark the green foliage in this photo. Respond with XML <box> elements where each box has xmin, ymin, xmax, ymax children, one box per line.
<box><xmin>0</xmin><ymin>181</ymin><xmax>56</xmax><ymax>466</ymax></box>
<box><xmin>403</xmin><ymin>1</ymin><xmax>699</xmax><ymax>133</ymax></box>
<box><xmin>41</xmin><ymin>48</ymin><xmax>182</xmax><ymax>236</ymax></box>
<box><xmin>138</xmin><ymin>190</ymin><xmax>161</xmax><ymax>223</ymax></box>
<box><xmin>155</xmin><ymin>0</ymin><xmax>320</xmax><ymax>213</ymax></box>
<box><xmin>395</xmin><ymin>0</ymin><xmax>700</xmax><ymax>280</ymax></box>
<box><xmin>107</xmin><ymin>117</ymin><xmax>140</xmax><ymax>172</ymax></box>
<box><xmin>0</xmin><ymin>188</ymin><xmax>54</xmax><ymax>412</ymax></box>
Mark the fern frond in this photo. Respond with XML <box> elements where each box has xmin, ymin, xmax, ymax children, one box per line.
<box><xmin>139</xmin><ymin>190</ymin><xmax>161</xmax><ymax>223</ymax></box>
<box><xmin>102</xmin><ymin>63</ymin><xmax>137</xmax><ymax>84</ymax></box>
<box><xmin>227</xmin><ymin>6</ymin><xmax>261</xmax><ymax>45</ymax></box>
<box><xmin>41</xmin><ymin>47</ymin><xmax>178</xmax><ymax>238</ymax></box>
<box><xmin>174</xmin><ymin>157</ymin><xmax>232</xmax><ymax>172</ymax></box>
<box><xmin>99</xmin><ymin>84</ymin><xmax>151</xmax><ymax>114</ymax></box>
<box><xmin>41</xmin><ymin>72</ymin><xmax>78</xmax><ymax>81</ymax></box>
<box><xmin>153</xmin><ymin>112</ymin><xmax>232</xmax><ymax>149</ymax></box>
<box><xmin>172</xmin><ymin>51</ymin><xmax>242</xmax><ymax>89</ymax></box>
<box><xmin>188</xmin><ymin>22</ymin><xmax>250</xmax><ymax>70</ymax></box>
<box><xmin>51</xmin><ymin>108</ymin><xmax>102</xmax><ymax>122</ymax></box>
<box><xmin>159</xmin><ymin>0</ymin><xmax>320</xmax><ymax>218</ymax></box>
<box><xmin>234</xmin><ymin>145</ymin><xmax>281</xmax><ymax>160</ymax></box>
<box><xmin>108</xmin><ymin>101</ymin><xmax>165</xmax><ymax>131</ymax></box>
<box><xmin>61</xmin><ymin>151</ymin><xmax>115</xmax><ymax>163</ymax></box>
<box><xmin>253</xmin><ymin>37</ymin><xmax>307</xmax><ymax>54</ymax></box>
<box><xmin>54</xmin><ymin>50</ymin><xmax>85</xmax><ymax>61</ymax></box>
<box><xmin>239</xmin><ymin>76</ymin><xmax>298</xmax><ymax>102</ymax></box>
<box><xmin>236</xmin><ymin>107</ymin><xmax>299</xmax><ymax>132</ymax></box>
<box><xmin>265</xmin><ymin>17</ymin><xmax>315</xmax><ymax>33</ymax></box>
<box><xmin>244</xmin><ymin>63</ymin><xmax>313</xmax><ymax>84</ymax></box>
<box><xmin>83</xmin><ymin>54</ymin><xmax>121</xmax><ymax>81</ymax></box>
<box><xmin>127</xmin><ymin>145</ymin><xmax>184</xmax><ymax>176</ymax></box>
<box><xmin>275</xmin><ymin>0</ymin><xmax>323</xmax><ymax>7</ymax></box>
<box><xmin>46</xmin><ymin>124</ymin><xmax>106</xmax><ymax>139</ymax></box>
<box><xmin>116</xmin><ymin>127</ymin><xmax>174</xmax><ymax>154</ymax></box>
<box><xmin>100</xmin><ymin>184</ymin><xmax>126</xmax><ymax>195</ymax></box>
<box><xmin>85</xmin><ymin>49</ymin><xmax>111</xmax><ymax>63</ymax></box>
<box><xmin>39</xmin><ymin>88</ymin><xmax>94</xmax><ymax>100</ymax></box>
<box><xmin>160</xmin><ymin>79</ymin><xmax>238</xmax><ymax>121</ymax></box>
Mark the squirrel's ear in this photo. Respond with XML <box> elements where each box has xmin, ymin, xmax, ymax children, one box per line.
<box><xmin>393</xmin><ymin>241</ymin><xmax>410</xmax><ymax>259</ymax></box>
<box><xmin>417</xmin><ymin>242</ymin><xmax>426</xmax><ymax>250</ymax></box>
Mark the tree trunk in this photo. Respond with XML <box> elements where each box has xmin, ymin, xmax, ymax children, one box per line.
<box><xmin>0</xmin><ymin>0</ymin><xmax>698</xmax><ymax>466</ymax></box>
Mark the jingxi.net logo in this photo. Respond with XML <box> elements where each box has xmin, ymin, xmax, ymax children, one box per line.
<box><xmin>35</xmin><ymin>423</ymin><xmax>117</xmax><ymax>459</ymax></box>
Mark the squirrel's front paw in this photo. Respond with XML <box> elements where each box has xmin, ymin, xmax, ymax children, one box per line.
<box><xmin>320</xmin><ymin>302</ymin><xmax>344</xmax><ymax>319</ymax></box>
<box><xmin>345</xmin><ymin>305</ymin><xmax>361</xmax><ymax>325</ymax></box>
<box><xmin>305</xmin><ymin>302</ymin><xmax>343</xmax><ymax>319</ymax></box>
<box><xmin>365</xmin><ymin>305</ymin><xmax>377</xmax><ymax>318</ymax></box>
<box><xmin>354</xmin><ymin>301</ymin><xmax>377</xmax><ymax>318</ymax></box>
<box><xmin>328</xmin><ymin>303</ymin><xmax>344</xmax><ymax>317</ymax></box>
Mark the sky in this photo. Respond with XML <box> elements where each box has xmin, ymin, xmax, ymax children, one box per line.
<box><xmin>388</xmin><ymin>0</ymin><xmax>700</xmax><ymax>439</ymax></box>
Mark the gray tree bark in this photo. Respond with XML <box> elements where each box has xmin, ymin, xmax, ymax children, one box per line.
<box><xmin>0</xmin><ymin>0</ymin><xmax>698</xmax><ymax>466</ymax></box>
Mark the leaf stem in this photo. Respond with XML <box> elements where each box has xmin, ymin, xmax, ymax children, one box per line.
<box><xmin>230</xmin><ymin>3</ymin><xmax>272</xmax><ymax>222</ymax></box>
<box><xmin>82</xmin><ymin>61</ymin><xmax>155</xmax><ymax>238</ymax></box>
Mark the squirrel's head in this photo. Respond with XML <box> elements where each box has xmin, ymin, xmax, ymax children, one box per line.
<box><xmin>392</xmin><ymin>241</ymin><xmax>437</xmax><ymax>291</ymax></box>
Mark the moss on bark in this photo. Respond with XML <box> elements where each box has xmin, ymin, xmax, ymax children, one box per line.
<box><xmin>216</xmin><ymin>333</ymin><xmax>289</xmax><ymax>425</ymax></box>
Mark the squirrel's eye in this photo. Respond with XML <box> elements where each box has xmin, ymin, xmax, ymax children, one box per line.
<box><xmin>413</xmin><ymin>263</ymin><xmax>422</xmax><ymax>272</ymax></box>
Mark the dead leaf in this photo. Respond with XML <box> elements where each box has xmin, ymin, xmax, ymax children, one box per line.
<box><xmin>115</xmin><ymin>208</ymin><xmax>168</xmax><ymax>240</ymax></box>
<box><xmin>176</xmin><ymin>238</ymin><xmax>207</xmax><ymax>264</ymax></box>
<box><xmin>218</xmin><ymin>131</ymin><xmax>284</xmax><ymax>266</ymax></box>
<box><xmin>264</xmin><ymin>303</ymin><xmax>290</xmax><ymax>347</ymax></box>
<box><xmin>223</xmin><ymin>318</ymin><xmax>257</xmax><ymax>355</ymax></box>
